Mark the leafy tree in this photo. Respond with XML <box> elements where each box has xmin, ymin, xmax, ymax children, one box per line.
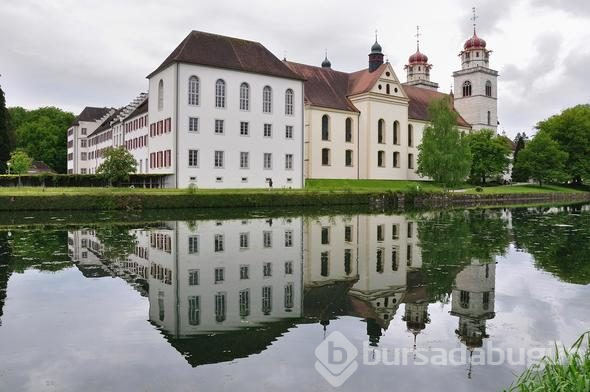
<box><xmin>97</xmin><ymin>147</ymin><xmax>137</xmax><ymax>186</ymax></box>
<box><xmin>465</xmin><ymin>129</ymin><xmax>511</xmax><ymax>185</ymax></box>
<box><xmin>8</xmin><ymin>149</ymin><xmax>33</xmax><ymax>180</ymax></box>
<box><xmin>0</xmin><ymin>85</ymin><xmax>15</xmax><ymax>173</ymax></box>
<box><xmin>417</xmin><ymin>98</ymin><xmax>472</xmax><ymax>189</ymax></box>
<box><xmin>8</xmin><ymin>106</ymin><xmax>75</xmax><ymax>174</ymax></box>
<box><xmin>511</xmin><ymin>132</ymin><xmax>528</xmax><ymax>182</ymax></box>
<box><xmin>536</xmin><ymin>104</ymin><xmax>590</xmax><ymax>184</ymax></box>
<box><xmin>513</xmin><ymin>132</ymin><xmax>568</xmax><ymax>186</ymax></box>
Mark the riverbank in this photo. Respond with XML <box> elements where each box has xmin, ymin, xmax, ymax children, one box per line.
<box><xmin>0</xmin><ymin>182</ymin><xmax>588</xmax><ymax>211</ymax></box>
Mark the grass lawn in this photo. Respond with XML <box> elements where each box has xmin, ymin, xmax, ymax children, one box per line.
<box><xmin>463</xmin><ymin>184</ymin><xmax>586</xmax><ymax>194</ymax></box>
<box><xmin>305</xmin><ymin>179</ymin><xmax>445</xmax><ymax>192</ymax></box>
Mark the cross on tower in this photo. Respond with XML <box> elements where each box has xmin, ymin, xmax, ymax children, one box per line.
<box><xmin>471</xmin><ymin>7</ymin><xmax>479</xmax><ymax>33</ymax></box>
<box><xmin>375</xmin><ymin>29</ymin><xmax>378</xmax><ymax>42</ymax></box>
<box><xmin>415</xmin><ymin>25</ymin><xmax>421</xmax><ymax>51</ymax></box>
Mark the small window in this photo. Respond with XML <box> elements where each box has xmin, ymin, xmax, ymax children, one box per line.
<box><xmin>378</xmin><ymin>119</ymin><xmax>385</xmax><ymax>144</ymax></box>
<box><xmin>188</xmin><ymin>149</ymin><xmax>199</xmax><ymax>167</ymax></box>
<box><xmin>487</xmin><ymin>111</ymin><xmax>491</xmax><ymax>125</ymax></box>
<box><xmin>378</xmin><ymin>150</ymin><xmax>385</xmax><ymax>167</ymax></box>
<box><xmin>240</xmin><ymin>233</ymin><xmax>249</xmax><ymax>249</ymax></box>
<box><xmin>240</xmin><ymin>152</ymin><xmax>249</xmax><ymax>169</ymax></box>
<box><xmin>344</xmin><ymin>249</ymin><xmax>352</xmax><ymax>275</ymax></box>
<box><xmin>215</xmin><ymin>119</ymin><xmax>224</xmax><ymax>135</ymax></box>
<box><xmin>214</xmin><ymin>151</ymin><xmax>224</xmax><ymax>168</ymax></box>
<box><xmin>263</xmin><ymin>123</ymin><xmax>272</xmax><ymax>138</ymax></box>
<box><xmin>215</xmin><ymin>79</ymin><xmax>226</xmax><ymax>108</ymax></box>
<box><xmin>214</xmin><ymin>267</ymin><xmax>225</xmax><ymax>283</ymax></box>
<box><xmin>321</xmin><ymin>115</ymin><xmax>330</xmax><ymax>141</ymax></box>
<box><xmin>344</xmin><ymin>226</ymin><xmax>353</xmax><ymax>242</ymax></box>
<box><xmin>321</xmin><ymin>148</ymin><xmax>330</xmax><ymax>166</ymax></box>
<box><xmin>263</xmin><ymin>86</ymin><xmax>272</xmax><ymax>113</ymax></box>
<box><xmin>188</xmin><ymin>76</ymin><xmax>200</xmax><ymax>106</ymax></box>
<box><xmin>345</xmin><ymin>118</ymin><xmax>353</xmax><ymax>143</ymax></box>
<box><xmin>239</xmin><ymin>289</ymin><xmax>250</xmax><ymax>317</ymax></box>
<box><xmin>408</xmin><ymin>153</ymin><xmax>414</xmax><ymax>169</ymax></box>
<box><xmin>188</xmin><ymin>295</ymin><xmax>200</xmax><ymax>325</ymax></box>
<box><xmin>240</xmin><ymin>121</ymin><xmax>249</xmax><ymax>136</ymax></box>
<box><xmin>263</xmin><ymin>153</ymin><xmax>272</xmax><ymax>169</ymax></box>
<box><xmin>158</xmin><ymin>80</ymin><xmax>164</xmax><ymax>111</ymax></box>
<box><xmin>485</xmin><ymin>81</ymin><xmax>492</xmax><ymax>97</ymax></box>
<box><xmin>462</xmin><ymin>80</ymin><xmax>472</xmax><ymax>97</ymax></box>
<box><xmin>386</xmin><ymin>84</ymin><xmax>390</xmax><ymax>94</ymax></box>
<box><xmin>189</xmin><ymin>117</ymin><xmax>199</xmax><ymax>132</ymax></box>
<box><xmin>285</xmin><ymin>154</ymin><xmax>293</xmax><ymax>170</ymax></box>
<box><xmin>321</xmin><ymin>227</ymin><xmax>330</xmax><ymax>245</ymax></box>
<box><xmin>240</xmin><ymin>82</ymin><xmax>250</xmax><ymax>110</ymax></box>
<box><xmin>284</xmin><ymin>230</ymin><xmax>293</xmax><ymax>247</ymax></box>
<box><xmin>285</xmin><ymin>261</ymin><xmax>293</xmax><ymax>275</ymax></box>
<box><xmin>377</xmin><ymin>224</ymin><xmax>385</xmax><ymax>241</ymax></box>
<box><xmin>392</xmin><ymin>224</ymin><xmax>399</xmax><ymax>239</ymax></box>
<box><xmin>393</xmin><ymin>121</ymin><xmax>400</xmax><ymax>145</ymax></box>
<box><xmin>345</xmin><ymin>149</ymin><xmax>353</xmax><ymax>167</ymax></box>
<box><xmin>393</xmin><ymin>151</ymin><xmax>400</xmax><ymax>168</ymax></box>
<box><xmin>321</xmin><ymin>251</ymin><xmax>329</xmax><ymax>277</ymax></box>
<box><xmin>285</xmin><ymin>125</ymin><xmax>293</xmax><ymax>139</ymax></box>
<box><xmin>285</xmin><ymin>89</ymin><xmax>294</xmax><ymax>115</ymax></box>
<box><xmin>240</xmin><ymin>265</ymin><xmax>249</xmax><ymax>279</ymax></box>
<box><xmin>214</xmin><ymin>235</ymin><xmax>224</xmax><ymax>252</ymax></box>
<box><xmin>188</xmin><ymin>269</ymin><xmax>199</xmax><ymax>285</ymax></box>
<box><xmin>408</xmin><ymin>124</ymin><xmax>413</xmax><ymax>147</ymax></box>
<box><xmin>263</xmin><ymin>262</ymin><xmax>272</xmax><ymax>276</ymax></box>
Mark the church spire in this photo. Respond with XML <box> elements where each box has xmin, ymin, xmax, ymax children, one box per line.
<box><xmin>368</xmin><ymin>30</ymin><xmax>384</xmax><ymax>72</ymax></box>
<box><xmin>321</xmin><ymin>49</ymin><xmax>332</xmax><ymax>68</ymax></box>
<box><xmin>471</xmin><ymin>7</ymin><xmax>479</xmax><ymax>35</ymax></box>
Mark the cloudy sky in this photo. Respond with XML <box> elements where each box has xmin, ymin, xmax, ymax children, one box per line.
<box><xmin>1</xmin><ymin>0</ymin><xmax>589</xmax><ymax>137</ymax></box>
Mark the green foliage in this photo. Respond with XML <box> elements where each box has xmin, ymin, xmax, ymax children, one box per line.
<box><xmin>513</xmin><ymin>132</ymin><xmax>568</xmax><ymax>186</ymax></box>
<box><xmin>511</xmin><ymin>133</ymin><xmax>528</xmax><ymax>182</ymax></box>
<box><xmin>8</xmin><ymin>106</ymin><xmax>75</xmax><ymax>174</ymax></box>
<box><xmin>94</xmin><ymin>225</ymin><xmax>137</xmax><ymax>261</ymax></box>
<box><xmin>537</xmin><ymin>104</ymin><xmax>590</xmax><ymax>184</ymax></box>
<box><xmin>417</xmin><ymin>98</ymin><xmax>472</xmax><ymax>189</ymax></box>
<box><xmin>466</xmin><ymin>129</ymin><xmax>511</xmax><ymax>185</ymax></box>
<box><xmin>97</xmin><ymin>147</ymin><xmax>137</xmax><ymax>186</ymax></box>
<box><xmin>8</xmin><ymin>149</ymin><xmax>33</xmax><ymax>175</ymax></box>
<box><xmin>506</xmin><ymin>332</ymin><xmax>590</xmax><ymax>392</ymax></box>
<box><xmin>0</xmin><ymin>85</ymin><xmax>16</xmax><ymax>173</ymax></box>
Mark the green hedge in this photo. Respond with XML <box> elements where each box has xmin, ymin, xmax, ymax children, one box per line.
<box><xmin>0</xmin><ymin>174</ymin><xmax>165</xmax><ymax>187</ymax></box>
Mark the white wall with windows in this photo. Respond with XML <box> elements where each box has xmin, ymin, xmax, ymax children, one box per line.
<box><xmin>172</xmin><ymin>63</ymin><xmax>304</xmax><ymax>188</ymax></box>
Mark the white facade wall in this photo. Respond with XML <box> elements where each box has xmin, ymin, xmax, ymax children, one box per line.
<box><xmin>453</xmin><ymin>67</ymin><xmax>498</xmax><ymax>131</ymax></box>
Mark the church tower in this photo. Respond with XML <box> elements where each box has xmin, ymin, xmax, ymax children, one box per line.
<box><xmin>404</xmin><ymin>26</ymin><xmax>439</xmax><ymax>91</ymax></box>
<box><xmin>453</xmin><ymin>8</ymin><xmax>499</xmax><ymax>131</ymax></box>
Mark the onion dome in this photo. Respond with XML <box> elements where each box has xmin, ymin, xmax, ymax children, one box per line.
<box><xmin>464</xmin><ymin>31</ymin><xmax>487</xmax><ymax>50</ymax></box>
<box><xmin>409</xmin><ymin>50</ymin><xmax>428</xmax><ymax>64</ymax></box>
<box><xmin>371</xmin><ymin>38</ymin><xmax>382</xmax><ymax>54</ymax></box>
<box><xmin>321</xmin><ymin>50</ymin><xmax>331</xmax><ymax>68</ymax></box>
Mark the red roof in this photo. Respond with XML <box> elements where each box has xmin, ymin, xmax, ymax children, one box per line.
<box><xmin>148</xmin><ymin>31</ymin><xmax>304</xmax><ymax>81</ymax></box>
<box><xmin>404</xmin><ymin>85</ymin><xmax>470</xmax><ymax>127</ymax></box>
<box><xmin>464</xmin><ymin>31</ymin><xmax>487</xmax><ymax>50</ymax></box>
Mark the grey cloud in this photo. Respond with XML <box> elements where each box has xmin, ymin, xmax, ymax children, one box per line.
<box><xmin>457</xmin><ymin>0</ymin><xmax>518</xmax><ymax>37</ymax></box>
<box><xmin>531</xmin><ymin>0</ymin><xmax>590</xmax><ymax>16</ymax></box>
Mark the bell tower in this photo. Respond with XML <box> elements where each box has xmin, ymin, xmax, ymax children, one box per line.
<box><xmin>404</xmin><ymin>26</ymin><xmax>439</xmax><ymax>91</ymax></box>
<box><xmin>453</xmin><ymin>8</ymin><xmax>499</xmax><ymax>131</ymax></box>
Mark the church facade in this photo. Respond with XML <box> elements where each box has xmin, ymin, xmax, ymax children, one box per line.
<box><xmin>66</xmin><ymin>23</ymin><xmax>498</xmax><ymax>188</ymax></box>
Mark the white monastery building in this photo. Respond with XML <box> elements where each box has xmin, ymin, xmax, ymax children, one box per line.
<box><xmin>67</xmin><ymin>18</ymin><xmax>498</xmax><ymax>188</ymax></box>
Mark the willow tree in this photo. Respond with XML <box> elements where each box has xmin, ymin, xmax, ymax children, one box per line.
<box><xmin>417</xmin><ymin>98</ymin><xmax>472</xmax><ymax>189</ymax></box>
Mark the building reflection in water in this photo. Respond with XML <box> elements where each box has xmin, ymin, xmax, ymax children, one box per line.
<box><xmin>67</xmin><ymin>213</ymin><xmax>496</xmax><ymax>370</ymax></box>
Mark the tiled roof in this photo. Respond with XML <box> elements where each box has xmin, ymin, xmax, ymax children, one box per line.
<box><xmin>148</xmin><ymin>31</ymin><xmax>304</xmax><ymax>81</ymax></box>
<box><xmin>347</xmin><ymin>64</ymin><xmax>388</xmax><ymax>96</ymax></box>
<box><xmin>126</xmin><ymin>98</ymin><xmax>148</xmax><ymax>120</ymax></box>
<box><xmin>403</xmin><ymin>85</ymin><xmax>470</xmax><ymax>127</ymax></box>
<box><xmin>71</xmin><ymin>107</ymin><xmax>112</xmax><ymax>126</ymax></box>
<box><xmin>284</xmin><ymin>61</ymin><xmax>358</xmax><ymax>112</ymax></box>
<box><xmin>89</xmin><ymin>108</ymin><xmax>123</xmax><ymax>137</ymax></box>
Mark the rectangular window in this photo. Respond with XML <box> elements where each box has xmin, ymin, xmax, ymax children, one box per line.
<box><xmin>80</xmin><ymin>168</ymin><xmax>87</xmax><ymax>174</ymax></box>
<box><xmin>344</xmin><ymin>225</ymin><xmax>353</xmax><ymax>242</ymax></box>
<box><xmin>188</xmin><ymin>235</ymin><xmax>199</xmax><ymax>254</ymax></box>
<box><xmin>188</xmin><ymin>149</ymin><xmax>199</xmax><ymax>167</ymax></box>
<box><xmin>239</xmin><ymin>289</ymin><xmax>250</xmax><ymax>317</ymax></box>
<box><xmin>376</xmin><ymin>247</ymin><xmax>384</xmax><ymax>273</ymax></box>
<box><xmin>188</xmin><ymin>269</ymin><xmax>199</xmax><ymax>286</ymax></box>
<box><xmin>408</xmin><ymin>153</ymin><xmax>414</xmax><ymax>169</ymax></box>
<box><xmin>214</xmin><ymin>234</ymin><xmax>224</xmax><ymax>252</ymax></box>
<box><xmin>321</xmin><ymin>251</ymin><xmax>329</xmax><ymax>277</ymax></box>
<box><xmin>460</xmin><ymin>290</ymin><xmax>470</xmax><ymax>309</ymax></box>
<box><xmin>240</xmin><ymin>151</ymin><xmax>249</xmax><ymax>169</ymax></box>
<box><xmin>284</xmin><ymin>230</ymin><xmax>293</xmax><ymax>247</ymax></box>
<box><xmin>393</xmin><ymin>152</ymin><xmax>400</xmax><ymax>168</ymax></box>
<box><xmin>377</xmin><ymin>224</ymin><xmax>385</xmax><ymax>242</ymax></box>
<box><xmin>215</xmin><ymin>119</ymin><xmax>224</xmax><ymax>135</ymax></box>
<box><xmin>240</xmin><ymin>265</ymin><xmax>249</xmax><ymax>280</ymax></box>
<box><xmin>214</xmin><ymin>151</ymin><xmax>224</xmax><ymax>168</ymax></box>
<box><xmin>263</xmin><ymin>231</ymin><xmax>272</xmax><ymax>248</ymax></box>
<box><xmin>407</xmin><ymin>222</ymin><xmax>413</xmax><ymax>238</ymax></box>
<box><xmin>188</xmin><ymin>296</ymin><xmax>200</xmax><ymax>325</ymax></box>
<box><xmin>263</xmin><ymin>262</ymin><xmax>272</xmax><ymax>277</ymax></box>
<box><xmin>264</xmin><ymin>123</ymin><xmax>272</xmax><ymax>138</ymax></box>
<box><xmin>214</xmin><ymin>267</ymin><xmax>225</xmax><ymax>283</ymax></box>
<box><xmin>80</xmin><ymin>140</ymin><xmax>87</xmax><ymax>148</ymax></box>
<box><xmin>81</xmin><ymin>152</ymin><xmax>87</xmax><ymax>161</ymax></box>
<box><xmin>285</xmin><ymin>261</ymin><xmax>293</xmax><ymax>275</ymax></box>
<box><xmin>321</xmin><ymin>227</ymin><xmax>330</xmax><ymax>245</ymax></box>
<box><xmin>239</xmin><ymin>233</ymin><xmax>249</xmax><ymax>249</ymax></box>
<box><xmin>215</xmin><ymin>292</ymin><xmax>226</xmax><ymax>322</ymax></box>
<box><xmin>345</xmin><ymin>150</ymin><xmax>353</xmax><ymax>167</ymax></box>
<box><xmin>285</xmin><ymin>125</ymin><xmax>293</xmax><ymax>139</ymax></box>
<box><xmin>392</xmin><ymin>224</ymin><xmax>399</xmax><ymax>240</ymax></box>
<box><xmin>81</xmin><ymin>128</ymin><xmax>87</xmax><ymax>135</ymax></box>
<box><xmin>263</xmin><ymin>153</ymin><xmax>272</xmax><ymax>169</ymax></box>
<box><xmin>321</xmin><ymin>148</ymin><xmax>330</xmax><ymax>166</ymax></box>
<box><xmin>407</xmin><ymin>244</ymin><xmax>413</xmax><ymax>266</ymax></box>
<box><xmin>262</xmin><ymin>286</ymin><xmax>272</xmax><ymax>314</ymax></box>
<box><xmin>189</xmin><ymin>117</ymin><xmax>199</xmax><ymax>132</ymax></box>
<box><xmin>284</xmin><ymin>283</ymin><xmax>294</xmax><ymax>309</ymax></box>
<box><xmin>285</xmin><ymin>154</ymin><xmax>293</xmax><ymax>170</ymax></box>
<box><xmin>392</xmin><ymin>246</ymin><xmax>399</xmax><ymax>271</ymax></box>
<box><xmin>344</xmin><ymin>249</ymin><xmax>352</xmax><ymax>275</ymax></box>
<box><xmin>240</xmin><ymin>121</ymin><xmax>249</xmax><ymax>136</ymax></box>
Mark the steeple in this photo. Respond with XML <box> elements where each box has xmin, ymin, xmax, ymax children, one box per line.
<box><xmin>321</xmin><ymin>49</ymin><xmax>332</xmax><ymax>68</ymax></box>
<box><xmin>368</xmin><ymin>30</ymin><xmax>384</xmax><ymax>72</ymax></box>
<box><xmin>403</xmin><ymin>26</ymin><xmax>438</xmax><ymax>90</ymax></box>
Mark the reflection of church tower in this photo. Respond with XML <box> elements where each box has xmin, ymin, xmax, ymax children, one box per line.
<box><xmin>403</xmin><ymin>26</ymin><xmax>439</xmax><ymax>91</ymax></box>
<box><xmin>366</xmin><ymin>318</ymin><xmax>383</xmax><ymax>347</ymax></box>
<box><xmin>403</xmin><ymin>302</ymin><xmax>430</xmax><ymax>347</ymax></box>
<box><xmin>452</xmin><ymin>8</ymin><xmax>499</xmax><ymax>131</ymax></box>
<box><xmin>450</xmin><ymin>261</ymin><xmax>496</xmax><ymax>349</ymax></box>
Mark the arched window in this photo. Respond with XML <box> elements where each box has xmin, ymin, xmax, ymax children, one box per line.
<box><xmin>321</xmin><ymin>115</ymin><xmax>329</xmax><ymax>141</ymax></box>
<box><xmin>240</xmin><ymin>82</ymin><xmax>249</xmax><ymax>111</ymax></box>
<box><xmin>485</xmin><ymin>80</ymin><xmax>492</xmax><ymax>97</ymax></box>
<box><xmin>378</xmin><ymin>150</ymin><xmax>385</xmax><ymax>167</ymax></box>
<box><xmin>393</xmin><ymin>121</ymin><xmax>400</xmax><ymax>145</ymax></box>
<box><xmin>462</xmin><ymin>81</ymin><xmax>472</xmax><ymax>97</ymax></box>
<box><xmin>285</xmin><ymin>89</ymin><xmax>294</xmax><ymax>115</ymax></box>
<box><xmin>157</xmin><ymin>80</ymin><xmax>164</xmax><ymax>111</ymax></box>
<box><xmin>378</xmin><ymin>119</ymin><xmax>385</xmax><ymax>144</ymax></box>
<box><xmin>408</xmin><ymin>124</ymin><xmax>413</xmax><ymax>147</ymax></box>
<box><xmin>345</xmin><ymin>149</ymin><xmax>353</xmax><ymax>167</ymax></box>
<box><xmin>188</xmin><ymin>76</ymin><xmax>199</xmax><ymax>106</ymax></box>
<box><xmin>487</xmin><ymin>111</ymin><xmax>491</xmax><ymax>125</ymax></box>
<box><xmin>321</xmin><ymin>148</ymin><xmax>330</xmax><ymax>166</ymax></box>
<box><xmin>263</xmin><ymin>86</ymin><xmax>272</xmax><ymax>113</ymax></box>
<box><xmin>345</xmin><ymin>118</ymin><xmax>352</xmax><ymax>143</ymax></box>
<box><xmin>215</xmin><ymin>79</ymin><xmax>226</xmax><ymax>108</ymax></box>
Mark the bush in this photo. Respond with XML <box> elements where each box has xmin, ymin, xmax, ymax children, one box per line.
<box><xmin>0</xmin><ymin>174</ymin><xmax>165</xmax><ymax>188</ymax></box>
<box><xmin>475</xmin><ymin>186</ymin><xmax>483</xmax><ymax>192</ymax></box>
